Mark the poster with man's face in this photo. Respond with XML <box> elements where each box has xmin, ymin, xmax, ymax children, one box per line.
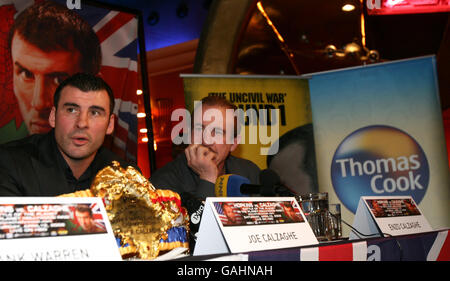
<box><xmin>0</xmin><ymin>0</ymin><xmax>139</xmax><ymax>162</ymax></box>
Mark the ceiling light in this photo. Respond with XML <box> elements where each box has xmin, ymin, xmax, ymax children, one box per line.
<box><xmin>140</xmin><ymin>128</ymin><xmax>148</xmax><ymax>133</ymax></box>
<box><xmin>137</xmin><ymin>113</ymin><xmax>146</xmax><ymax>118</ymax></box>
<box><xmin>344</xmin><ymin>42</ymin><xmax>361</xmax><ymax>54</ymax></box>
<box><xmin>325</xmin><ymin>45</ymin><xmax>337</xmax><ymax>58</ymax></box>
<box><xmin>136</xmin><ymin>89</ymin><xmax>143</xmax><ymax>95</ymax></box>
<box><xmin>342</xmin><ymin>4</ymin><xmax>355</xmax><ymax>12</ymax></box>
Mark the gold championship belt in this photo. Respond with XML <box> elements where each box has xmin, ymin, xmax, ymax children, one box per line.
<box><xmin>59</xmin><ymin>161</ymin><xmax>189</xmax><ymax>260</ymax></box>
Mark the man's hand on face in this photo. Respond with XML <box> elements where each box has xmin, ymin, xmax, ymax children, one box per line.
<box><xmin>185</xmin><ymin>144</ymin><xmax>220</xmax><ymax>183</ymax></box>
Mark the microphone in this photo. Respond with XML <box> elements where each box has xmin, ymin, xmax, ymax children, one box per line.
<box><xmin>214</xmin><ymin>174</ymin><xmax>274</xmax><ymax>197</ymax></box>
<box><xmin>215</xmin><ymin>170</ymin><xmax>295</xmax><ymax>197</ymax></box>
<box><xmin>179</xmin><ymin>192</ymin><xmax>204</xmax><ymax>251</ymax></box>
<box><xmin>215</xmin><ymin>174</ymin><xmax>253</xmax><ymax>197</ymax></box>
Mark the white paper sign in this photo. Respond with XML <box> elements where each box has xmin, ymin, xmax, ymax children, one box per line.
<box><xmin>349</xmin><ymin>196</ymin><xmax>433</xmax><ymax>240</ymax></box>
<box><xmin>0</xmin><ymin>197</ymin><xmax>122</xmax><ymax>261</ymax></box>
<box><xmin>194</xmin><ymin>197</ymin><xmax>318</xmax><ymax>256</ymax></box>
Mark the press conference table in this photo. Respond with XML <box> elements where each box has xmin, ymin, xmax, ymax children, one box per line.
<box><xmin>181</xmin><ymin>229</ymin><xmax>449</xmax><ymax>261</ymax></box>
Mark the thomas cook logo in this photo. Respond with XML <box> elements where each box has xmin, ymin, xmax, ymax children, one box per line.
<box><xmin>331</xmin><ymin>125</ymin><xmax>429</xmax><ymax>213</ymax></box>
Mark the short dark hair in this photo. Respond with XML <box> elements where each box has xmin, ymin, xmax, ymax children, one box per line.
<box><xmin>75</xmin><ymin>204</ymin><xmax>93</xmax><ymax>216</ymax></box>
<box><xmin>200</xmin><ymin>95</ymin><xmax>237</xmax><ymax>111</ymax></box>
<box><xmin>8</xmin><ymin>1</ymin><xmax>101</xmax><ymax>74</ymax></box>
<box><xmin>193</xmin><ymin>95</ymin><xmax>240</xmax><ymax>138</ymax></box>
<box><xmin>53</xmin><ymin>73</ymin><xmax>115</xmax><ymax>115</ymax></box>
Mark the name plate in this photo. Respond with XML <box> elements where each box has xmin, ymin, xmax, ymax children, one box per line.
<box><xmin>194</xmin><ymin>197</ymin><xmax>318</xmax><ymax>256</ymax></box>
<box><xmin>0</xmin><ymin>197</ymin><xmax>121</xmax><ymax>261</ymax></box>
<box><xmin>350</xmin><ymin>196</ymin><xmax>433</xmax><ymax>239</ymax></box>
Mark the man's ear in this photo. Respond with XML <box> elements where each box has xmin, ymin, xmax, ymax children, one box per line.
<box><xmin>106</xmin><ymin>114</ymin><xmax>115</xmax><ymax>135</ymax></box>
<box><xmin>49</xmin><ymin>107</ymin><xmax>56</xmax><ymax>128</ymax></box>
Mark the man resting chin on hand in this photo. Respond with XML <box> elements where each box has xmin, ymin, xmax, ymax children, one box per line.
<box><xmin>149</xmin><ymin>96</ymin><xmax>260</xmax><ymax>199</ymax></box>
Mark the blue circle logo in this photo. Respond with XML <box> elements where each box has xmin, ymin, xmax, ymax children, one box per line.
<box><xmin>331</xmin><ymin>125</ymin><xmax>429</xmax><ymax>213</ymax></box>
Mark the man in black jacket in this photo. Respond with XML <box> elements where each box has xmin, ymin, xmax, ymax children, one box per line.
<box><xmin>0</xmin><ymin>73</ymin><xmax>136</xmax><ymax>196</ymax></box>
<box><xmin>150</xmin><ymin>96</ymin><xmax>260</xmax><ymax>199</ymax></box>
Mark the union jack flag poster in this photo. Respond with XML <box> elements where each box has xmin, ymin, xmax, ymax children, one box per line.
<box><xmin>0</xmin><ymin>0</ymin><xmax>140</xmax><ymax>163</ymax></box>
